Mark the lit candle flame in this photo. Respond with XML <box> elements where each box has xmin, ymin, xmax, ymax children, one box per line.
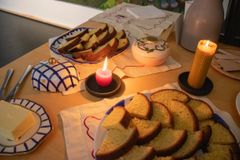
<box><xmin>205</xmin><ymin>40</ymin><xmax>210</xmax><ymax>47</ymax></box>
<box><xmin>102</xmin><ymin>57</ymin><xmax>108</xmax><ymax>71</ymax></box>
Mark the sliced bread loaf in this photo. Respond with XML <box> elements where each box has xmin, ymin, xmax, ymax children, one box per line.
<box><xmin>200</xmin><ymin>125</ymin><xmax>212</xmax><ymax>148</ymax></box>
<box><xmin>58</xmin><ymin>36</ymin><xmax>80</xmax><ymax>53</ymax></box>
<box><xmin>200</xmin><ymin>120</ymin><xmax>236</xmax><ymax>144</ymax></box>
<box><xmin>207</xmin><ymin>144</ymin><xmax>234</xmax><ymax>153</ymax></box>
<box><xmin>125</xmin><ymin>93</ymin><xmax>151</xmax><ymax>119</ymax></box>
<box><xmin>150</xmin><ymin>89</ymin><xmax>190</xmax><ymax>107</ymax></box>
<box><xmin>151</xmin><ymin>102</ymin><xmax>173</xmax><ymax>128</ymax></box>
<box><xmin>154</xmin><ymin>156</ymin><xmax>175</xmax><ymax>160</ymax></box>
<box><xmin>171</xmin><ymin>130</ymin><xmax>204</xmax><ymax>159</ymax></box>
<box><xmin>185</xmin><ymin>157</ymin><xmax>197</xmax><ymax>160</ymax></box>
<box><xmin>147</xmin><ymin>128</ymin><xmax>187</xmax><ymax>156</ymax></box>
<box><xmin>187</xmin><ymin>99</ymin><xmax>213</xmax><ymax>121</ymax></box>
<box><xmin>102</xmin><ymin>106</ymin><xmax>130</xmax><ymax>130</ymax></box>
<box><xmin>165</xmin><ymin>100</ymin><xmax>198</xmax><ymax>131</ymax></box>
<box><xmin>196</xmin><ymin>149</ymin><xmax>232</xmax><ymax>160</ymax></box>
<box><xmin>131</xmin><ymin>117</ymin><xmax>161</xmax><ymax>144</ymax></box>
<box><xmin>207</xmin><ymin>143</ymin><xmax>240</xmax><ymax>159</ymax></box>
<box><xmin>96</xmin><ymin>127</ymin><xmax>138</xmax><ymax>160</ymax></box>
<box><xmin>116</xmin><ymin>145</ymin><xmax>155</xmax><ymax>160</ymax></box>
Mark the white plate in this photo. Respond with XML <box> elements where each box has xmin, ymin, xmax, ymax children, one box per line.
<box><xmin>236</xmin><ymin>92</ymin><xmax>240</xmax><ymax>115</ymax></box>
<box><xmin>0</xmin><ymin>99</ymin><xmax>52</xmax><ymax>155</ymax></box>
<box><xmin>94</xmin><ymin>91</ymin><xmax>240</xmax><ymax>159</ymax></box>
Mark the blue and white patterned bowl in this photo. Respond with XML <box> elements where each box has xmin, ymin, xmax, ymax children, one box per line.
<box><xmin>32</xmin><ymin>60</ymin><xmax>80</xmax><ymax>92</ymax></box>
<box><xmin>50</xmin><ymin>27</ymin><xmax>127</xmax><ymax>64</ymax></box>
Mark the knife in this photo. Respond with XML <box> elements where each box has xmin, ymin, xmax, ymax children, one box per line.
<box><xmin>0</xmin><ymin>68</ymin><xmax>14</xmax><ymax>100</ymax></box>
<box><xmin>5</xmin><ymin>65</ymin><xmax>33</xmax><ymax>101</ymax></box>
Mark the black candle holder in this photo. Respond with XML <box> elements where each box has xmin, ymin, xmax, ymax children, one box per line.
<box><xmin>85</xmin><ymin>73</ymin><xmax>122</xmax><ymax>98</ymax></box>
<box><xmin>178</xmin><ymin>72</ymin><xmax>213</xmax><ymax>96</ymax></box>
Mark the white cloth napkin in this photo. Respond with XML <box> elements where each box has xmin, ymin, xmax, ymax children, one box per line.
<box><xmin>59</xmin><ymin>83</ymin><xmax>240</xmax><ymax>160</ymax></box>
<box><xmin>90</xmin><ymin>2</ymin><xmax>180</xmax><ymax>40</ymax></box>
<box><xmin>214</xmin><ymin>49</ymin><xmax>240</xmax><ymax>72</ymax></box>
<box><xmin>126</xmin><ymin>5</ymin><xmax>166</xmax><ymax>19</ymax></box>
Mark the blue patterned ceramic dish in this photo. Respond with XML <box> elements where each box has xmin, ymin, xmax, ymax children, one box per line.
<box><xmin>94</xmin><ymin>91</ymin><xmax>240</xmax><ymax>159</ymax></box>
<box><xmin>50</xmin><ymin>27</ymin><xmax>125</xmax><ymax>64</ymax></box>
<box><xmin>32</xmin><ymin>60</ymin><xmax>80</xmax><ymax>92</ymax></box>
<box><xmin>0</xmin><ymin>99</ymin><xmax>52</xmax><ymax>155</ymax></box>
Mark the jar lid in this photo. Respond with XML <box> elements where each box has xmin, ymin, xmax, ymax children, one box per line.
<box><xmin>32</xmin><ymin>58</ymin><xmax>80</xmax><ymax>92</ymax></box>
<box><xmin>133</xmin><ymin>37</ymin><xmax>169</xmax><ymax>58</ymax></box>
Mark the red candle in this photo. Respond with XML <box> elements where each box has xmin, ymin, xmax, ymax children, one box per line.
<box><xmin>96</xmin><ymin>57</ymin><xmax>112</xmax><ymax>87</ymax></box>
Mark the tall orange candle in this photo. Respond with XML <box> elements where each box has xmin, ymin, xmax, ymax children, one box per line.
<box><xmin>188</xmin><ymin>40</ymin><xmax>217</xmax><ymax>88</ymax></box>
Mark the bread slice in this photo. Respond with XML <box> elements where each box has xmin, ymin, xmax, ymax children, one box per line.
<box><xmin>88</xmin><ymin>28</ymin><xmax>102</xmax><ymax>37</ymax></box>
<box><xmin>80</xmin><ymin>33</ymin><xmax>91</xmax><ymax>45</ymax></box>
<box><xmin>99</xmin><ymin>23</ymin><xmax>109</xmax><ymax>32</ymax></box>
<box><xmin>148</xmin><ymin>128</ymin><xmax>187</xmax><ymax>156</ymax></box>
<box><xmin>102</xmin><ymin>106</ymin><xmax>130</xmax><ymax>130</ymax></box>
<box><xmin>171</xmin><ymin>130</ymin><xmax>204</xmax><ymax>159</ymax></box>
<box><xmin>115</xmin><ymin>30</ymin><xmax>127</xmax><ymax>39</ymax></box>
<box><xmin>65</xmin><ymin>29</ymin><xmax>88</xmax><ymax>41</ymax></box>
<box><xmin>187</xmin><ymin>99</ymin><xmax>213</xmax><ymax>121</ymax></box>
<box><xmin>150</xmin><ymin>89</ymin><xmax>190</xmax><ymax>107</ymax></box>
<box><xmin>84</xmin><ymin>37</ymin><xmax>118</xmax><ymax>61</ymax></box>
<box><xmin>200</xmin><ymin>125</ymin><xmax>212</xmax><ymax>148</ymax></box>
<box><xmin>84</xmin><ymin>34</ymin><xmax>99</xmax><ymax>50</ymax></box>
<box><xmin>98</xmin><ymin>30</ymin><xmax>111</xmax><ymax>46</ymax></box>
<box><xmin>117</xmin><ymin>38</ymin><xmax>129</xmax><ymax>51</ymax></box>
<box><xmin>200</xmin><ymin>120</ymin><xmax>236</xmax><ymax>144</ymax></box>
<box><xmin>151</xmin><ymin>102</ymin><xmax>173</xmax><ymax>128</ymax></box>
<box><xmin>196</xmin><ymin>150</ymin><xmax>232</xmax><ymax>160</ymax></box>
<box><xmin>85</xmin><ymin>43</ymin><xmax>109</xmax><ymax>61</ymax></box>
<box><xmin>72</xmin><ymin>48</ymin><xmax>93</xmax><ymax>59</ymax></box>
<box><xmin>96</xmin><ymin>126</ymin><xmax>138</xmax><ymax>160</ymax></box>
<box><xmin>207</xmin><ymin>143</ymin><xmax>240</xmax><ymax>159</ymax></box>
<box><xmin>165</xmin><ymin>100</ymin><xmax>198</xmax><ymax>131</ymax></box>
<box><xmin>198</xmin><ymin>143</ymin><xmax>236</xmax><ymax>160</ymax></box>
<box><xmin>58</xmin><ymin>36</ymin><xmax>80</xmax><ymax>53</ymax></box>
<box><xmin>116</xmin><ymin>145</ymin><xmax>155</xmax><ymax>160</ymax></box>
<box><xmin>154</xmin><ymin>156</ymin><xmax>175</xmax><ymax>160</ymax></box>
<box><xmin>185</xmin><ymin>157</ymin><xmax>197</xmax><ymax>160</ymax></box>
<box><xmin>108</xmin><ymin>37</ymin><xmax>119</xmax><ymax>52</ymax></box>
<box><xmin>207</xmin><ymin>144</ymin><xmax>234</xmax><ymax>153</ymax></box>
<box><xmin>108</xmin><ymin>25</ymin><xmax>117</xmax><ymax>39</ymax></box>
<box><xmin>68</xmin><ymin>43</ymin><xmax>84</xmax><ymax>52</ymax></box>
<box><xmin>131</xmin><ymin>117</ymin><xmax>161</xmax><ymax>144</ymax></box>
<box><xmin>125</xmin><ymin>93</ymin><xmax>151</xmax><ymax>119</ymax></box>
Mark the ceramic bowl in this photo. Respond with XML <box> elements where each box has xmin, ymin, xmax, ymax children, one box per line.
<box><xmin>132</xmin><ymin>37</ymin><xmax>170</xmax><ymax>66</ymax></box>
<box><xmin>32</xmin><ymin>58</ymin><xmax>80</xmax><ymax>92</ymax></box>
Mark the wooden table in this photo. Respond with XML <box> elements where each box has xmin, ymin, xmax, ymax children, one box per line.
<box><xmin>1</xmin><ymin>21</ymin><xmax>240</xmax><ymax>160</ymax></box>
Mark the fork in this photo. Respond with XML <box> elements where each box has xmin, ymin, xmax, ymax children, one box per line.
<box><xmin>4</xmin><ymin>65</ymin><xmax>33</xmax><ymax>101</ymax></box>
<box><xmin>0</xmin><ymin>68</ymin><xmax>14</xmax><ymax>100</ymax></box>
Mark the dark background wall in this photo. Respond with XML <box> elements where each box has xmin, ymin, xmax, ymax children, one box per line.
<box><xmin>0</xmin><ymin>11</ymin><xmax>67</xmax><ymax>68</ymax></box>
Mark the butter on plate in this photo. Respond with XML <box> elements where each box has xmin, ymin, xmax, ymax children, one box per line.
<box><xmin>0</xmin><ymin>100</ymin><xmax>36</xmax><ymax>141</ymax></box>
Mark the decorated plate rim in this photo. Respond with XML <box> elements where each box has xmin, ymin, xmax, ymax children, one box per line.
<box><xmin>0</xmin><ymin>99</ymin><xmax>52</xmax><ymax>155</ymax></box>
<box><xmin>236</xmin><ymin>92</ymin><xmax>240</xmax><ymax>116</ymax></box>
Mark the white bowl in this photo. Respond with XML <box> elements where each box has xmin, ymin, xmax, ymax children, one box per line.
<box><xmin>132</xmin><ymin>37</ymin><xmax>170</xmax><ymax>66</ymax></box>
<box><xmin>32</xmin><ymin>59</ymin><xmax>80</xmax><ymax>92</ymax></box>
